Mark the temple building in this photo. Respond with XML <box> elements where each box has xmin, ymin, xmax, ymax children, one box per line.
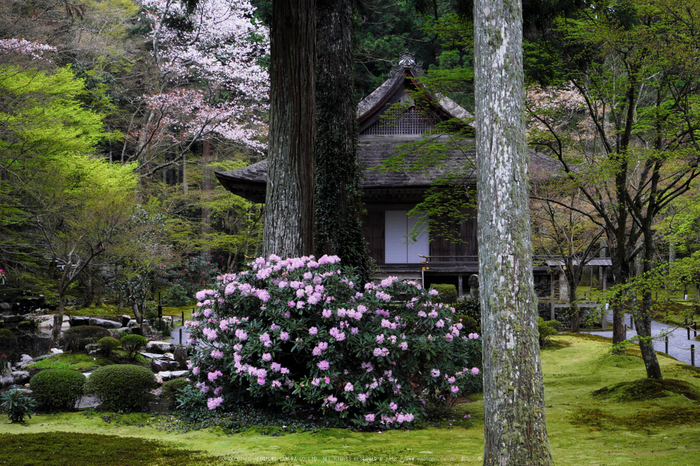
<box><xmin>217</xmin><ymin>53</ymin><xmax>478</xmax><ymax>296</ymax></box>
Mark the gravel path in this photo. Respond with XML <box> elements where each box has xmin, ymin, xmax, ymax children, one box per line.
<box><xmin>586</xmin><ymin>310</ymin><xmax>699</xmax><ymax>367</ymax></box>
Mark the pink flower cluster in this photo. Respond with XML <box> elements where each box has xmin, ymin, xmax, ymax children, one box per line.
<box><xmin>186</xmin><ymin>254</ymin><xmax>481</xmax><ymax>424</ymax></box>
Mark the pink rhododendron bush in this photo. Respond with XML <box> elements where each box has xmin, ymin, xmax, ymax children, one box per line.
<box><xmin>185</xmin><ymin>254</ymin><xmax>481</xmax><ymax>429</ymax></box>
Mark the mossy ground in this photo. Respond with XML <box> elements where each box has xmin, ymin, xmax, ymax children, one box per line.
<box><xmin>26</xmin><ymin>353</ymin><xmax>113</xmax><ymax>371</ymax></box>
<box><xmin>66</xmin><ymin>303</ymin><xmax>193</xmax><ymax>322</ymax></box>
<box><xmin>27</xmin><ymin>352</ymin><xmax>149</xmax><ymax>371</ymax></box>
<box><xmin>2</xmin><ymin>334</ymin><xmax>700</xmax><ymax>465</ymax></box>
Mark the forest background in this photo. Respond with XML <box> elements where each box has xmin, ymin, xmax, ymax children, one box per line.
<box><xmin>2</xmin><ymin>0</ymin><xmax>700</xmax><ymax>331</ymax></box>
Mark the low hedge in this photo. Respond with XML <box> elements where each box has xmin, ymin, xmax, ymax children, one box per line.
<box><xmin>84</xmin><ymin>364</ymin><xmax>157</xmax><ymax>412</ymax></box>
<box><xmin>30</xmin><ymin>369</ymin><xmax>86</xmax><ymax>412</ymax></box>
<box><xmin>431</xmin><ymin>284</ymin><xmax>458</xmax><ymax>304</ymax></box>
<box><xmin>63</xmin><ymin>326</ymin><xmax>111</xmax><ymax>352</ymax></box>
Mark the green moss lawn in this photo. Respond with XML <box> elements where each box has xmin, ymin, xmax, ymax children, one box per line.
<box><xmin>3</xmin><ymin>334</ymin><xmax>700</xmax><ymax>465</ymax></box>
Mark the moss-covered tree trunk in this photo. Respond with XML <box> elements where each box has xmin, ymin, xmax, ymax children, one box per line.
<box><xmin>474</xmin><ymin>0</ymin><xmax>552</xmax><ymax>463</ymax></box>
<box><xmin>314</xmin><ymin>0</ymin><xmax>372</xmax><ymax>282</ymax></box>
<box><xmin>264</xmin><ymin>0</ymin><xmax>316</xmax><ymax>258</ymax></box>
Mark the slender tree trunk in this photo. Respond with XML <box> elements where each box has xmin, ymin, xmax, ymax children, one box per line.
<box><xmin>636</xmin><ymin>231</ymin><xmax>663</xmax><ymax>379</ymax></box>
<box><xmin>475</xmin><ymin>0</ymin><xmax>551</xmax><ymax>463</ymax></box>
<box><xmin>264</xmin><ymin>0</ymin><xmax>316</xmax><ymax>259</ymax></box>
<box><xmin>202</xmin><ymin>140</ymin><xmax>212</xmax><ymax>253</ymax></box>
<box><xmin>315</xmin><ymin>0</ymin><xmax>372</xmax><ymax>282</ymax></box>
<box><xmin>50</xmin><ymin>293</ymin><xmax>67</xmax><ymax>348</ymax></box>
<box><xmin>568</xmin><ymin>280</ymin><xmax>580</xmax><ymax>333</ymax></box>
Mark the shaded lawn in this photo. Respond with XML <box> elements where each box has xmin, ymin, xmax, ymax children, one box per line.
<box><xmin>2</xmin><ymin>334</ymin><xmax>700</xmax><ymax>465</ymax></box>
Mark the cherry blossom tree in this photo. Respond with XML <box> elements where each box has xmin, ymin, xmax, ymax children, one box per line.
<box><xmin>128</xmin><ymin>0</ymin><xmax>269</xmax><ymax>178</ymax></box>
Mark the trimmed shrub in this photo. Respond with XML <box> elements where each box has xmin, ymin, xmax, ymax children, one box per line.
<box><xmin>0</xmin><ymin>329</ymin><xmax>18</xmax><ymax>360</ymax></box>
<box><xmin>161</xmin><ymin>378</ymin><xmax>190</xmax><ymax>411</ymax></box>
<box><xmin>30</xmin><ymin>369</ymin><xmax>86</xmax><ymax>412</ymax></box>
<box><xmin>120</xmin><ymin>334</ymin><xmax>146</xmax><ymax>359</ymax></box>
<box><xmin>538</xmin><ymin>318</ymin><xmax>561</xmax><ymax>347</ymax></box>
<box><xmin>97</xmin><ymin>337</ymin><xmax>120</xmax><ymax>357</ymax></box>
<box><xmin>431</xmin><ymin>284</ymin><xmax>458</xmax><ymax>304</ymax></box>
<box><xmin>63</xmin><ymin>326</ymin><xmax>111</xmax><ymax>352</ymax></box>
<box><xmin>186</xmin><ymin>255</ymin><xmax>482</xmax><ymax>429</ymax></box>
<box><xmin>84</xmin><ymin>364</ymin><xmax>157</xmax><ymax>412</ymax></box>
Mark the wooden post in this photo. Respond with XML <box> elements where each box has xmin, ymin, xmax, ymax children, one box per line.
<box><xmin>179</xmin><ymin>328</ymin><xmax>183</xmax><ymax>345</ymax></box>
<box><xmin>692</xmin><ymin>345</ymin><xmax>695</xmax><ymax>367</ymax></box>
<box><xmin>665</xmin><ymin>336</ymin><xmax>668</xmax><ymax>354</ymax></box>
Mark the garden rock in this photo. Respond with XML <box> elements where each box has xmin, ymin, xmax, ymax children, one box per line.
<box><xmin>121</xmin><ymin>315</ymin><xmax>131</xmax><ymax>327</ymax></box>
<box><xmin>85</xmin><ymin>343</ymin><xmax>99</xmax><ymax>356</ymax></box>
<box><xmin>155</xmin><ymin>370</ymin><xmax>188</xmax><ymax>383</ymax></box>
<box><xmin>173</xmin><ymin>346</ymin><xmax>188</xmax><ymax>366</ymax></box>
<box><xmin>0</xmin><ymin>302</ymin><xmax>11</xmax><ymax>314</ymax></box>
<box><xmin>11</xmin><ymin>371</ymin><xmax>30</xmax><ymax>385</ymax></box>
<box><xmin>1</xmin><ymin>367</ymin><xmax>13</xmax><ymax>387</ymax></box>
<box><xmin>146</xmin><ymin>341</ymin><xmax>173</xmax><ymax>354</ymax></box>
<box><xmin>88</xmin><ymin>318</ymin><xmax>121</xmax><ymax>329</ymax></box>
<box><xmin>69</xmin><ymin>316</ymin><xmax>91</xmax><ymax>327</ymax></box>
<box><xmin>151</xmin><ymin>358</ymin><xmax>179</xmax><ymax>372</ymax></box>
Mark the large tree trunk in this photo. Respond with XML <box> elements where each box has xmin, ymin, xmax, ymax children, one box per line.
<box><xmin>314</xmin><ymin>0</ymin><xmax>372</xmax><ymax>282</ymax></box>
<box><xmin>263</xmin><ymin>0</ymin><xmax>316</xmax><ymax>259</ymax></box>
<box><xmin>474</xmin><ymin>0</ymin><xmax>551</xmax><ymax>464</ymax></box>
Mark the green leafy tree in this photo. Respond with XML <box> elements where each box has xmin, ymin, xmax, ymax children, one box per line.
<box><xmin>528</xmin><ymin>0</ymin><xmax>700</xmax><ymax>378</ymax></box>
<box><xmin>0</xmin><ymin>64</ymin><xmax>136</xmax><ymax>346</ymax></box>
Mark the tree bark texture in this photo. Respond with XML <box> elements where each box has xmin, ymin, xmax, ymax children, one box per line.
<box><xmin>314</xmin><ymin>0</ymin><xmax>372</xmax><ymax>282</ymax></box>
<box><xmin>474</xmin><ymin>1</ymin><xmax>552</xmax><ymax>464</ymax></box>
<box><xmin>636</xmin><ymin>224</ymin><xmax>662</xmax><ymax>379</ymax></box>
<box><xmin>264</xmin><ymin>0</ymin><xmax>316</xmax><ymax>259</ymax></box>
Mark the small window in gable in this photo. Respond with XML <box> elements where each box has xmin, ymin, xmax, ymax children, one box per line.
<box><xmin>361</xmin><ymin>107</ymin><xmax>435</xmax><ymax>136</ymax></box>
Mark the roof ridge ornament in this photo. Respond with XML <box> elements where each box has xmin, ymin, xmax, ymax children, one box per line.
<box><xmin>390</xmin><ymin>50</ymin><xmax>424</xmax><ymax>77</ymax></box>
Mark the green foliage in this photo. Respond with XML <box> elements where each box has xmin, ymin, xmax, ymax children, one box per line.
<box><xmin>175</xmin><ymin>382</ymin><xmax>210</xmax><ymax>423</ymax></box>
<box><xmin>454</xmin><ymin>298</ymin><xmax>481</xmax><ymax>323</ymax></box>
<box><xmin>0</xmin><ymin>329</ymin><xmax>18</xmax><ymax>360</ymax></box>
<box><xmin>84</xmin><ymin>364</ymin><xmax>157</xmax><ymax>412</ymax></box>
<box><xmin>431</xmin><ymin>284</ymin><xmax>458</xmax><ymax>304</ymax></box>
<box><xmin>457</xmin><ymin>315</ymin><xmax>479</xmax><ymax>334</ymax></box>
<box><xmin>30</xmin><ymin>369</ymin><xmax>86</xmax><ymax>412</ymax></box>
<box><xmin>119</xmin><ymin>334</ymin><xmax>146</xmax><ymax>359</ymax></box>
<box><xmin>0</xmin><ymin>388</ymin><xmax>37</xmax><ymax>423</ymax></box>
<box><xmin>63</xmin><ymin>325</ymin><xmax>111</xmax><ymax>352</ymax></box>
<box><xmin>161</xmin><ymin>378</ymin><xmax>191</xmax><ymax>411</ymax></box>
<box><xmin>97</xmin><ymin>336</ymin><xmax>120</xmax><ymax>356</ymax></box>
<box><xmin>538</xmin><ymin>318</ymin><xmax>560</xmax><ymax>347</ymax></box>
